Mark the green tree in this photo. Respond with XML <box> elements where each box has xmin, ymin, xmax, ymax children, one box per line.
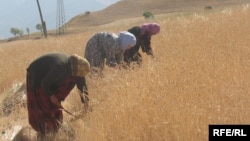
<box><xmin>36</xmin><ymin>23</ymin><xmax>43</xmax><ymax>34</ymax></box>
<box><xmin>26</xmin><ymin>27</ymin><xmax>30</xmax><ymax>36</ymax></box>
<box><xmin>85</xmin><ymin>11</ymin><xmax>90</xmax><ymax>15</ymax></box>
<box><xmin>10</xmin><ymin>27</ymin><xmax>21</xmax><ymax>37</ymax></box>
<box><xmin>143</xmin><ymin>11</ymin><xmax>154</xmax><ymax>19</ymax></box>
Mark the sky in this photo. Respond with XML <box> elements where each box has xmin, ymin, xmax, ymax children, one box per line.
<box><xmin>0</xmin><ymin>0</ymin><xmax>119</xmax><ymax>39</ymax></box>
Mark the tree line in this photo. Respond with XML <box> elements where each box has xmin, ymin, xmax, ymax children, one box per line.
<box><xmin>10</xmin><ymin>23</ymin><xmax>43</xmax><ymax>37</ymax></box>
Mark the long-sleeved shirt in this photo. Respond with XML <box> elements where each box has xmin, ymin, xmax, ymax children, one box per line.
<box><xmin>27</xmin><ymin>52</ymin><xmax>86</xmax><ymax>96</ymax></box>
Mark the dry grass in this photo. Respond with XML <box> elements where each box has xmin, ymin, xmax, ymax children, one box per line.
<box><xmin>1</xmin><ymin>3</ymin><xmax>250</xmax><ymax>141</ymax></box>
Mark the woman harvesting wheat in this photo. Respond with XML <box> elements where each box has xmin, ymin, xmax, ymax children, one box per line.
<box><xmin>26</xmin><ymin>52</ymin><xmax>90</xmax><ymax>140</ymax></box>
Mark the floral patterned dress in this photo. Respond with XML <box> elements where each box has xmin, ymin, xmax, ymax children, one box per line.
<box><xmin>84</xmin><ymin>32</ymin><xmax>122</xmax><ymax>69</ymax></box>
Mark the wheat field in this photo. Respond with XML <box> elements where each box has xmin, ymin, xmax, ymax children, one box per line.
<box><xmin>0</xmin><ymin>4</ymin><xmax>250</xmax><ymax>141</ymax></box>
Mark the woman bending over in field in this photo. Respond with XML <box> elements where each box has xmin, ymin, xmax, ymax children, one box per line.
<box><xmin>84</xmin><ymin>31</ymin><xmax>136</xmax><ymax>70</ymax></box>
<box><xmin>26</xmin><ymin>52</ymin><xmax>90</xmax><ymax>140</ymax></box>
<box><xmin>124</xmin><ymin>23</ymin><xmax>160</xmax><ymax>64</ymax></box>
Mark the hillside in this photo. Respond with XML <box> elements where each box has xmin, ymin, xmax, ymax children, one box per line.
<box><xmin>0</xmin><ymin>1</ymin><xmax>250</xmax><ymax>141</ymax></box>
<box><xmin>1</xmin><ymin>0</ymin><xmax>249</xmax><ymax>42</ymax></box>
<box><xmin>67</xmin><ymin>0</ymin><xmax>250</xmax><ymax>28</ymax></box>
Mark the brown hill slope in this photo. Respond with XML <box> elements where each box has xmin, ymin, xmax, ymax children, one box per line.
<box><xmin>67</xmin><ymin>0</ymin><xmax>250</xmax><ymax>28</ymax></box>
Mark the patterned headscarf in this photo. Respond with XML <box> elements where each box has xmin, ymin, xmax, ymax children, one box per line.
<box><xmin>69</xmin><ymin>54</ymin><xmax>90</xmax><ymax>77</ymax></box>
<box><xmin>140</xmin><ymin>23</ymin><xmax>160</xmax><ymax>36</ymax></box>
<box><xmin>118</xmin><ymin>31</ymin><xmax>136</xmax><ymax>52</ymax></box>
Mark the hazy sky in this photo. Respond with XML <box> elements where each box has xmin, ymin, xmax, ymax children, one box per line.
<box><xmin>0</xmin><ymin>0</ymin><xmax>119</xmax><ymax>39</ymax></box>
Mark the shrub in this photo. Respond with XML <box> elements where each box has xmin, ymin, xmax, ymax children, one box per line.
<box><xmin>143</xmin><ymin>11</ymin><xmax>154</xmax><ymax>19</ymax></box>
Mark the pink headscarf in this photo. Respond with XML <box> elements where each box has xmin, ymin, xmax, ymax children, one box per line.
<box><xmin>140</xmin><ymin>23</ymin><xmax>160</xmax><ymax>36</ymax></box>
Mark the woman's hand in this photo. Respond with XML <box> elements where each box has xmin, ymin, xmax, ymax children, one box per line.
<box><xmin>50</xmin><ymin>95</ymin><xmax>62</xmax><ymax>108</ymax></box>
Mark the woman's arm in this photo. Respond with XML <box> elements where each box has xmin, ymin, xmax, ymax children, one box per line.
<box><xmin>76</xmin><ymin>77</ymin><xmax>89</xmax><ymax>103</ymax></box>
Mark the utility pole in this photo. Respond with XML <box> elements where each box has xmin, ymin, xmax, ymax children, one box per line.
<box><xmin>36</xmin><ymin>0</ymin><xmax>47</xmax><ymax>38</ymax></box>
